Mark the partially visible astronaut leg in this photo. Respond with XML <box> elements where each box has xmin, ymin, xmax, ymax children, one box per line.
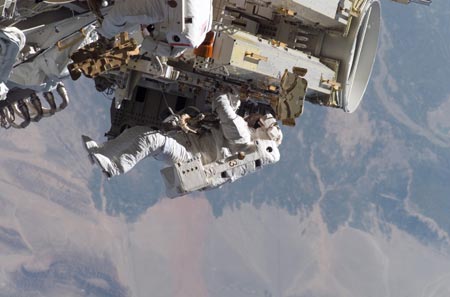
<box><xmin>98</xmin><ymin>0</ymin><xmax>165</xmax><ymax>38</ymax></box>
<box><xmin>82</xmin><ymin>126</ymin><xmax>193</xmax><ymax>177</ymax></box>
<box><xmin>0</xmin><ymin>27</ymin><xmax>25</xmax><ymax>83</ymax></box>
<box><xmin>0</xmin><ymin>27</ymin><xmax>25</xmax><ymax>119</ymax></box>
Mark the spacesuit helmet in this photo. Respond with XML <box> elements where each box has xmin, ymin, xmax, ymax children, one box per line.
<box><xmin>255</xmin><ymin>139</ymin><xmax>280</xmax><ymax>166</ymax></box>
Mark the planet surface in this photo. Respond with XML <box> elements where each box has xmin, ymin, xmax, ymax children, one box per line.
<box><xmin>0</xmin><ymin>2</ymin><xmax>449</xmax><ymax>296</ymax></box>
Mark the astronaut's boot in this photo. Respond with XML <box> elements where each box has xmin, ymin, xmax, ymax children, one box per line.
<box><xmin>81</xmin><ymin>135</ymin><xmax>112</xmax><ymax>179</ymax></box>
<box><xmin>90</xmin><ymin>154</ymin><xmax>113</xmax><ymax>179</ymax></box>
<box><xmin>81</xmin><ymin>135</ymin><xmax>99</xmax><ymax>164</ymax></box>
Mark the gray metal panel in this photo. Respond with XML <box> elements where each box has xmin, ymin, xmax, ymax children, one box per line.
<box><xmin>212</xmin><ymin>31</ymin><xmax>335</xmax><ymax>96</ymax></box>
<box><xmin>270</xmin><ymin>0</ymin><xmax>349</xmax><ymax>28</ymax></box>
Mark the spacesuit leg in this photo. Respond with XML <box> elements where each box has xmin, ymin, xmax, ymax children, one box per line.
<box><xmin>0</xmin><ymin>27</ymin><xmax>25</xmax><ymax>100</ymax></box>
<box><xmin>85</xmin><ymin>126</ymin><xmax>193</xmax><ymax>177</ymax></box>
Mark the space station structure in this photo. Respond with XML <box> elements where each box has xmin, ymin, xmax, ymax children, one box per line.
<box><xmin>97</xmin><ymin>0</ymin><xmax>385</xmax><ymax>136</ymax></box>
<box><xmin>213</xmin><ymin>0</ymin><xmax>381</xmax><ymax>115</ymax></box>
<box><xmin>0</xmin><ymin>0</ymin><xmax>431</xmax><ymax>132</ymax></box>
<box><xmin>76</xmin><ymin>0</ymin><xmax>430</xmax><ymax>139</ymax></box>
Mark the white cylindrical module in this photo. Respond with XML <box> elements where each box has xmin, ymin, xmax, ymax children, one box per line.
<box><xmin>320</xmin><ymin>0</ymin><xmax>381</xmax><ymax>112</ymax></box>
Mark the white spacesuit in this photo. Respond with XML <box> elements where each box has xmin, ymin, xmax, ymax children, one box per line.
<box><xmin>0</xmin><ymin>27</ymin><xmax>25</xmax><ymax>100</ymax></box>
<box><xmin>99</xmin><ymin>0</ymin><xmax>213</xmax><ymax>49</ymax></box>
<box><xmin>9</xmin><ymin>25</ymin><xmax>97</xmax><ymax>93</ymax></box>
<box><xmin>83</xmin><ymin>93</ymin><xmax>283</xmax><ymax>197</ymax></box>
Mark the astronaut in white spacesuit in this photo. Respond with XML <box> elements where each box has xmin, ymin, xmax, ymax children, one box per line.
<box><xmin>82</xmin><ymin>93</ymin><xmax>283</xmax><ymax>197</ymax></box>
<box><xmin>98</xmin><ymin>0</ymin><xmax>213</xmax><ymax>53</ymax></box>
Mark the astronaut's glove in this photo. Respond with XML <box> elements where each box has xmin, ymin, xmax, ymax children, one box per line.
<box><xmin>227</xmin><ymin>92</ymin><xmax>241</xmax><ymax>112</ymax></box>
<box><xmin>212</xmin><ymin>93</ymin><xmax>241</xmax><ymax>118</ymax></box>
<box><xmin>163</xmin><ymin>113</ymin><xmax>201</xmax><ymax>134</ymax></box>
<box><xmin>179</xmin><ymin>113</ymin><xmax>200</xmax><ymax>134</ymax></box>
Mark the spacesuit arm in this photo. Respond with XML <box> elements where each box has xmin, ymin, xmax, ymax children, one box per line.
<box><xmin>213</xmin><ymin>94</ymin><xmax>251</xmax><ymax>145</ymax></box>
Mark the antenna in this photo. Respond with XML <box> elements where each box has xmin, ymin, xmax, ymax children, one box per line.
<box><xmin>391</xmin><ymin>0</ymin><xmax>432</xmax><ymax>5</ymax></box>
<box><xmin>320</xmin><ymin>0</ymin><xmax>381</xmax><ymax>113</ymax></box>
<box><xmin>410</xmin><ymin>0</ymin><xmax>432</xmax><ymax>5</ymax></box>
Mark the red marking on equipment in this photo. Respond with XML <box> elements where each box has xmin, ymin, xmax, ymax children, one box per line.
<box><xmin>170</xmin><ymin>43</ymin><xmax>192</xmax><ymax>47</ymax></box>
